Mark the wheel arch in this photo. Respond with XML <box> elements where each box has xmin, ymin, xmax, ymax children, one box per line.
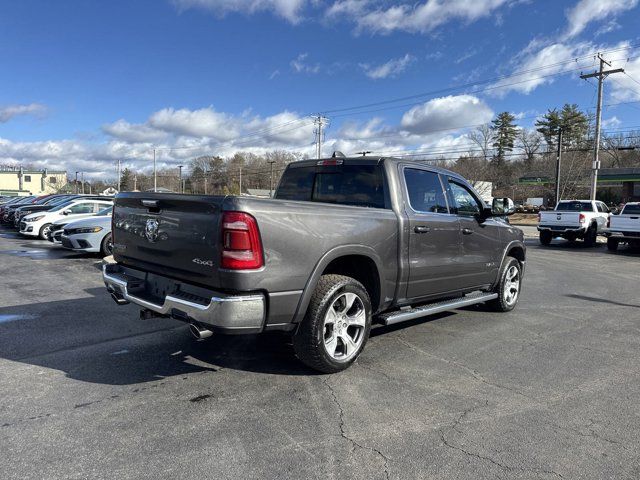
<box><xmin>292</xmin><ymin>245</ymin><xmax>384</xmax><ymax>323</ymax></box>
<box><xmin>493</xmin><ymin>240</ymin><xmax>526</xmax><ymax>288</ymax></box>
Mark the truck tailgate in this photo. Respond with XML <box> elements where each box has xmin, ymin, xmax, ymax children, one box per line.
<box><xmin>112</xmin><ymin>193</ymin><xmax>224</xmax><ymax>289</ymax></box>
<box><xmin>610</xmin><ymin>215</ymin><xmax>640</xmax><ymax>232</ymax></box>
<box><xmin>539</xmin><ymin>211</ymin><xmax>581</xmax><ymax>226</ymax></box>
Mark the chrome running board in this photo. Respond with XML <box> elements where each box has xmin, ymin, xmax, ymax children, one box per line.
<box><xmin>377</xmin><ymin>292</ymin><xmax>498</xmax><ymax>326</ymax></box>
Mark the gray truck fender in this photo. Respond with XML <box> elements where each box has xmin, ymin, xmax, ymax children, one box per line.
<box><xmin>291</xmin><ymin>244</ymin><xmax>385</xmax><ymax>324</ymax></box>
<box><xmin>493</xmin><ymin>240</ymin><xmax>527</xmax><ymax>288</ymax></box>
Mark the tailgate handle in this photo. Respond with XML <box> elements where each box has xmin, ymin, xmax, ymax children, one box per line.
<box><xmin>141</xmin><ymin>199</ymin><xmax>159</xmax><ymax>208</ymax></box>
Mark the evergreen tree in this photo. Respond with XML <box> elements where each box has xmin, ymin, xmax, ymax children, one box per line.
<box><xmin>490</xmin><ymin>112</ymin><xmax>518</xmax><ymax>167</ymax></box>
<box><xmin>119</xmin><ymin>168</ymin><xmax>134</xmax><ymax>191</ymax></box>
<box><xmin>535</xmin><ymin>104</ymin><xmax>589</xmax><ymax>148</ymax></box>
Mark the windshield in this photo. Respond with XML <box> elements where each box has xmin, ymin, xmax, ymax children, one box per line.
<box><xmin>622</xmin><ymin>204</ymin><xmax>640</xmax><ymax>215</ymax></box>
<box><xmin>556</xmin><ymin>201</ymin><xmax>593</xmax><ymax>212</ymax></box>
<box><xmin>96</xmin><ymin>206</ymin><xmax>112</xmax><ymax>216</ymax></box>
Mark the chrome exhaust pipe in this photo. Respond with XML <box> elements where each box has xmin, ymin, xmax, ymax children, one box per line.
<box><xmin>110</xmin><ymin>291</ymin><xmax>129</xmax><ymax>305</ymax></box>
<box><xmin>189</xmin><ymin>322</ymin><xmax>213</xmax><ymax>339</ymax></box>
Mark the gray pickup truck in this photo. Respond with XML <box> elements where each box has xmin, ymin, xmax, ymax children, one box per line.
<box><xmin>103</xmin><ymin>156</ymin><xmax>525</xmax><ymax>372</ymax></box>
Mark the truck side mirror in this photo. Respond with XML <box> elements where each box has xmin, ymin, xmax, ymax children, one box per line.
<box><xmin>491</xmin><ymin>198</ymin><xmax>516</xmax><ymax>216</ymax></box>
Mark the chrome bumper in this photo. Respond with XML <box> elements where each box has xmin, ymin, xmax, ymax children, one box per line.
<box><xmin>103</xmin><ymin>263</ymin><xmax>265</xmax><ymax>333</ymax></box>
<box><xmin>537</xmin><ymin>225</ymin><xmax>585</xmax><ymax>233</ymax></box>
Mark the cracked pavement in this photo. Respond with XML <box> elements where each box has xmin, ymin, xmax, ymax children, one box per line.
<box><xmin>1</xmin><ymin>227</ymin><xmax>640</xmax><ymax>479</ymax></box>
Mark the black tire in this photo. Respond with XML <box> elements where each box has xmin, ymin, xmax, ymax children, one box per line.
<box><xmin>293</xmin><ymin>274</ymin><xmax>372</xmax><ymax>373</ymax></box>
<box><xmin>539</xmin><ymin>230</ymin><xmax>552</xmax><ymax>246</ymax></box>
<box><xmin>583</xmin><ymin>224</ymin><xmax>597</xmax><ymax>247</ymax></box>
<box><xmin>487</xmin><ymin>257</ymin><xmax>522</xmax><ymax>312</ymax></box>
<box><xmin>607</xmin><ymin>238</ymin><xmax>619</xmax><ymax>252</ymax></box>
<box><xmin>100</xmin><ymin>233</ymin><xmax>113</xmax><ymax>257</ymax></box>
<box><xmin>38</xmin><ymin>223</ymin><xmax>52</xmax><ymax>240</ymax></box>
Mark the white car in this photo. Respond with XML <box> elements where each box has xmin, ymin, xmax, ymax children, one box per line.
<box><xmin>537</xmin><ymin>199</ymin><xmax>611</xmax><ymax>246</ymax></box>
<box><xmin>60</xmin><ymin>211</ymin><xmax>113</xmax><ymax>256</ymax></box>
<box><xmin>605</xmin><ymin>202</ymin><xmax>640</xmax><ymax>251</ymax></box>
<box><xmin>48</xmin><ymin>206</ymin><xmax>112</xmax><ymax>244</ymax></box>
<box><xmin>20</xmin><ymin>198</ymin><xmax>113</xmax><ymax>239</ymax></box>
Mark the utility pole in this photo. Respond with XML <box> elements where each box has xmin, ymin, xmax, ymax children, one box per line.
<box><xmin>580</xmin><ymin>54</ymin><xmax>624</xmax><ymax>200</ymax></box>
<box><xmin>81</xmin><ymin>172</ymin><xmax>85</xmax><ymax>194</ymax></box>
<box><xmin>117</xmin><ymin>159</ymin><xmax>121</xmax><ymax>192</ymax></box>
<box><xmin>75</xmin><ymin>171</ymin><xmax>79</xmax><ymax>194</ymax></box>
<box><xmin>268</xmin><ymin>161</ymin><xmax>275</xmax><ymax>196</ymax></box>
<box><xmin>133</xmin><ymin>174</ymin><xmax>137</xmax><ymax>191</ymax></box>
<box><xmin>356</xmin><ymin>151</ymin><xmax>372</xmax><ymax>157</ymax></box>
<box><xmin>178</xmin><ymin>165</ymin><xmax>183</xmax><ymax>193</ymax></box>
<box><xmin>239</xmin><ymin>165</ymin><xmax>242</xmax><ymax>195</ymax></box>
<box><xmin>314</xmin><ymin>115</ymin><xmax>329</xmax><ymax>159</ymax></box>
<box><xmin>153</xmin><ymin>148</ymin><xmax>157</xmax><ymax>192</ymax></box>
<box><xmin>554</xmin><ymin>128</ymin><xmax>563</xmax><ymax>205</ymax></box>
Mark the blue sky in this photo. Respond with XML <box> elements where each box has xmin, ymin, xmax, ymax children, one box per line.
<box><xmin>0</xmin><ymin>0</ymin><xmax>639</xmax><ymax>178</ymax></box>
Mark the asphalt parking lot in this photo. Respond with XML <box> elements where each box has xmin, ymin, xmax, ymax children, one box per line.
<box><xmin>1</xmin><ymin>226</ymin><xmax>639</xmax><ymax>479</ymax></box>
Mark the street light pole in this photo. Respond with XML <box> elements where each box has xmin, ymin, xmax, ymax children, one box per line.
<box><xmin>268</xmin><ymin>161</ymin><xmax>275</xmax><ymax>196</ymax></box>
<box><xmin>153</xmin><ymin>148</ymin><xmax>157</xmax><ymax>192</ymax></box>
<box><xmin>81</xmin><ymin>172</ymin><xmax>85</xmax><ymax>194</ymax></box>
<box><xmin>178</xmin><ymin>165</ymin><xmax>183</xmax><ymax>193</ymax></box>
<box><xmin>75</xmin><ymin>171</ymin><xmax>79</xmax><ymax>194</ymax></box>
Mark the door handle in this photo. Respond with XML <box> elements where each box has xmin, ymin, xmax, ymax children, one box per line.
<box><xmin>462</xmin><ymin>228</ymin><xmax>474</xmax><ymax>235</ymax></box>
<box><xmin>414</xmin><ymin>225</ymin><xmax>430</xmax><ymax>234</ymax></box>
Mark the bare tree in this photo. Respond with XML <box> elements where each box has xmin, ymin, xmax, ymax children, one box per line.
<box><xmin>517</xmin><ymin>129</ymin><xmax>543</xmax><ymax>170</ymax></box>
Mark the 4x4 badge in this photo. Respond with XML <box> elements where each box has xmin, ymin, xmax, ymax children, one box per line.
<box><xmin>145</xmin><ymin>219</ymin><xmax>159</xmax><ymax>243</ymax></box>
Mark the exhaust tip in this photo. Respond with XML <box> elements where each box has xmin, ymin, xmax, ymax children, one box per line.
<box><xmin>110</xmin><ymin>291</ymin><xmax>129</xmax><ymax>305</ymax></box>
<box><xmin>189</xmin><ymin>322</ymin><xmax>213</xmax><ymax>340</ymax></box>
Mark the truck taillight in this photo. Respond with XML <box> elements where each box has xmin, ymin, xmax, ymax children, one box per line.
<box><xmin>221</xmin><ymin>212</ymin><xmax>263</xmax><ymax>270</ymax></box>
<box><xmin>579</xmin><ymin>213</ymin><xmax>586</xmax><ymax>224</ymax></box>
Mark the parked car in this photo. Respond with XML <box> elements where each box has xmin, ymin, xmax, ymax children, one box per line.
<box><xmin>537</xmin><ymin>200</ymin><xmax>611</xmax><ymax>246</ymax></box>
<box><xmin>48</xmin><ymin>205</ymin><xmax>112</xmax><ymax>244</ymax></box>
<box><xmin>59</xmin><ymin>207</ymin><xmax>113</xmax><ymax>255</ymax></box>
<box><xmin>12</xmin><ymin>194</ymin><xmax>78</xmax><ymax>228</ymax></box>
<box><xmin>604</xmin><ymin>202</ymin><xmax>640</xmax><ymax>251</ymax></box>
<box><xmin>20</xmin><ymin>198</ymin><xmax>113</xmax><ymax>239</ymax></box>
<box><xmin>102</xmin><ymin>156</ymin><xmax>525</xmax><ymax>373</ymax></box>
<box><xmin>1</xmin><ymin>196</ymin><xmax>36</xmax><ymax>223</ymax></box>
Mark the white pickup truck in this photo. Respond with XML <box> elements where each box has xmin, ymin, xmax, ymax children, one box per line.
<box><xmin>605</xmin><ymin>202</ymin><xmax>640</xmax><ymax>251</ymax></box>
<box><xmin>537</xmin><ymin>200</ymin><xmax>611</xmax><ymax>246</ymax></box>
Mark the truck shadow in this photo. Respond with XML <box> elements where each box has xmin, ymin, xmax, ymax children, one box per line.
<box><xmin>0</xmin><ymin>288</ymin><xmax>318</xmax><ymax>384</ymax></box>
<box><xmin>565</xmin><ymin>293</ymin><xmax>640</xmax><ymax>309</ymax></box>
<box><xmin>0</xmin><ymin>287</ymin><xmax>471</xmax><ymax>384</ymax></box>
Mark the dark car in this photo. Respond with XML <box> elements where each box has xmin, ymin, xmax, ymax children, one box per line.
<box><xmin>103</xmin><ymin>156</ymin><xmax>525</xmax><ymax>373</ymax></box>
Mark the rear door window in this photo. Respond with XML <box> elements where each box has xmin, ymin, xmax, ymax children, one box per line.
<box><xmin>622</xmin><ymin>204</ymin><xmax>640</xmax><ymax>214</ymax></box>
<box><xmin>403</xmin><ymin>168</ymin><xmax>448</xmax><ymax>213</ymax></box>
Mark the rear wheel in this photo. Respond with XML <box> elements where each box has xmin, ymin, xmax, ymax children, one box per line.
<box><xmin>100</xmin><ymin>233</ymin><xmax>113</xmax><ymax>257</ymax></box>
<box><xmin>607</xmin><ymin>238</ymin><xmax>619</xmax><ymax>252</ymax></box>
<box><xmin>583</xmin><ymin>224</ymin><xmax>597</xmax><ymax>247</ymax></box>
<box><xmin>39</xmin><ymin>223</ymin><xmax>52</xmax><ymax>240</ymax></box>
<box><xmin>293</xmin><ymin>274</ymin><xmax>371</xmax><ymax>373</ymax></box>
<box><xmin>539</xmin><ymin>230</ymin><xmax>552</xmax><ymax>246</ymax></box>
<box><xmin>487</xmin><ymin>257</ymin><xmax>522</xmax><ymax>312</ymax></box>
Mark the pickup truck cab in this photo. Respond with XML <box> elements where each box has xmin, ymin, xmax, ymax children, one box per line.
<box><xmin>103</xmin><ymin>156</ymin><xmax>525</xmax><ymax>372</ymax></box>
<box><xmin>605</xmin><ymin>202</ymin><xmax>640</xmax><ymax>251</ymax></box>
<box><xmin>537</xmin><ymin>199</ymin><xmax>610</xmax><ymax>246</ymax></box>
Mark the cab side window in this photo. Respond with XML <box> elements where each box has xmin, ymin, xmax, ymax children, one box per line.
<box><xmin>448</xmin><ymin>181</ymin><xmax>482</xmax><ymax>216</ymax></box>
<box><xmin>403</xmin><ymin>168</ymin><xmax>448</xmax><ymax>214</ymax></box>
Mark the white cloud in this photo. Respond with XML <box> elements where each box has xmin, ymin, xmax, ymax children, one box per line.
<box><xmin>602</xmin><ymin>116</ymin><xmax>621</xmax><ymax>129</ymax></box>
<box><xmin>0</xmin><ymin>103</ymin><xmax>47</xmax><ymax>123</ymax></box>
<box><xmin>149</xmin><ymin>107</ymin><xmax>242</xmax><ymax>140</ymax></box>
<box><xmin>290</xmin><ymin>53</ymin><xmax>320</xmax><ymax>74</ymax></box>
<box><xmin>564</xmin><ymin>0</ymin><xmax>638</xmax><ymax>39</ymax></box>
<box><xmin>326</xmin><ymin>0</ymin><xmax>511</xmax><ymax>35</ymax></box>
<box><xmin>361</xmin><ymin>53</ymin><xmax>414</xmax><ymax>79</ymax></box>
<box><xmin>400</xmin><ymin>95</ymin><xmax>493</xmax><ymax>135</ymax></box>
<box><xmin>101</xmin><ymin>119</ymin><xmax>168</xmax><ymax>143</ymax></box>
<box><xmin>172</xmin><ymin>0</ymin><xmax>307</xmax><ymax>23</ymax></box>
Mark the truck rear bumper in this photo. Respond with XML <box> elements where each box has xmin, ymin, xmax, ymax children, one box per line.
<box><xmin>603</xmin><ymin>229</ymin><xmax>640</xmax><ymax>240</ymax></box>
<box><xmin>537</xmin><ymin>225</ymin><xmax>585</xmax><ymax>233</ymax></box>
<box><xmin>103</xmin><ymin>263</ymin><xmax>266</xmax><ymax>334</ymax></box>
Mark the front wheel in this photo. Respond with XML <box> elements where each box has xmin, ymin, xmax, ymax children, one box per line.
<box><xmin>607</xmin><ymin>238</ymin><xmax>619</xmax><ymax>252</ymax></box>
<box><xmin>39</xmin><ymin>223</ymin><xmax>52</xmax><ymax>240</ymax></box>
<box><xmin>100</xmin><ymin>233</ymin><xmax>113</xmax><ymax>257</ymax></box>
<box><xmin>487</xmin><ymin>257</ymin><xmax>522</xmax><ymax>312</ymax></box>
<box><xmin>293</xmin><ymin>274</ymin><xmax>372</xmax><ymax>373</ymax></box>
<box><xmin>539</xmin><ymin>230</ymin><xmax>552</xmax><ymax>246</ymax></box>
